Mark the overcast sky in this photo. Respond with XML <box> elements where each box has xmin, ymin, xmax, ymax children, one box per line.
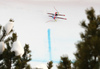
<box><xmin>0</xmin><ymin>0</ymin><xmax>100</xmax><ymax>69</ymax></box>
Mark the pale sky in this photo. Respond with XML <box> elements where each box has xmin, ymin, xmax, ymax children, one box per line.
<box><xmin>0</xmin><ymin>0</ymin><xmax>100</xmax><ymax>69</ymax></box>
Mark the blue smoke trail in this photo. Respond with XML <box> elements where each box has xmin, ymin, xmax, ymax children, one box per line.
<box><xmin>48</xmin><ymin>29</ymin><xmax>52</xmax><ymax>61</ymax></box>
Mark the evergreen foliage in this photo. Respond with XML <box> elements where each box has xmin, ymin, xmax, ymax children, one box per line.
<box><xmin>47</xmin><ymin>61</ymin><xmax>53</xmax><ymax>69</ymax></box>
<box><xmin>0</xmin><ymin>19</ymin><xmax>31</xmax><ymax>69</ymax></box>
<box><xmin>57</xmin><ymin>56</ymin><xmax>71</xmax><ymax>69</ymax></box>
<box><xmin>74</xmin><ymin>7</ymin><xmax>100</xmax><ymax>69</ymax></box>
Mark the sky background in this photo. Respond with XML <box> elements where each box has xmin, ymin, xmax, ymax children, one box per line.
<box><xmin>0</xmin><ymin>0</ymin><xmax>100</xmax><ymax>69</ymax></box>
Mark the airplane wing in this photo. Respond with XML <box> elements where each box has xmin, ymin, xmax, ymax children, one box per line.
<box><xmin>56</xmin><ymin>17</ymin><xmax>67</xmax><ymax>20</ymax></box>
<box><xmin>58</xmin><ymin>14</ymin><xmax>65</xmax><ymax>16</ymax></box>
<box><xmin>48</xmin><ymin>13</ymin><xmax>65</xmax><ymax>16</ymax></box>
<box><xmin>47</xmin><ymin>13</ymin><xmax>54</xmax><ymax>15</ymax></box>
<box><xmin>49</xmin><ymin>16</ymin><xmax>67</xmax><ymax>20</ymax></box>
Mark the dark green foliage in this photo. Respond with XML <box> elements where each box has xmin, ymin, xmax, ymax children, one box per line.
<box><xmin>47</xmin><ymin>61</ymin><xmax>53</xmax><ymax>69</ymax></box>
<box><xmin>74</xmin><ymin>7</ymin><xmax>100</xmax><ymax>69</ymax></box>
<box><xmin>0</xmin><ymin>19</ymin><xmax>31</xmax><ymax>69</ymax></box>
<box><xmin>57</xmin><ymin>56</ymin><xmax>71</xmax><ymax>69</ymax></box>
<box><xmin>13</xmin><ymin>44</ymin><xmax>31</xmax><ymax>69</ymax></box>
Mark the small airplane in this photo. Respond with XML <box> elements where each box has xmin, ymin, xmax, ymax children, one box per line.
<box><xmin>47</xmin><ymin>7</ymin><xmax>67</xmax><ymax>21</ymax></box>
<box><xmin>47</xmin><ymin>12</ymin><xmax>67</xmax><ymax>20</ymax></box>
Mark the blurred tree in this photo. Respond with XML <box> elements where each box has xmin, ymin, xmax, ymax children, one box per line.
<box><xmin>0</xmin><ymin>19</ymin><xmax>31</xmax><ymax>69</ymax></box>
<box><xmin>57</xmin><ymin>56</ymin><xmax>71</xmax><ymax>69</ymax></box>
<box><xmin>47</xmin><ymin>61</ymin><xmax>53</xmax><ymax>69</ymax></box>
<box><xmin>74</xmin><ymin>7</ymin><xmax>100</xmax><ymax>69</ymax></box>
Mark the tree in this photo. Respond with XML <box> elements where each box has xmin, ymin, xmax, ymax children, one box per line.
<box><xmin>47</xmin><ymin>61</ymin><xmax>53</xmax><ymax>69</ymax></box>
<box><xmin>57</xmin><ymin>56</ymin><xmax>71</xmax><ymax>69</ymax></box>
<box><xmin>0</xmin><ymin>19</ymin><xmax>31</xmax><ymax>69</ymax></box>
<box><xmin>74</xmin><ymin>7</ymin><xmax>100</xmax><ymax>69</ymax></box>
